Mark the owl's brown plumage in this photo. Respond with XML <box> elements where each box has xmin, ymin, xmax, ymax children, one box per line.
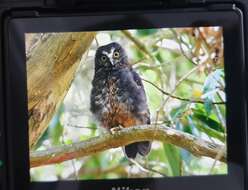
<box><xmin>90</xmin><ymin>42</ymin><xmax>151</xmax><ymax>158</ymax></box>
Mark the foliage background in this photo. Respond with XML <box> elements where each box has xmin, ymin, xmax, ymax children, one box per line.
<box><xmin>27</xmin><ymin>27</ymin><xmax>227</xmax><ymax>181</ymax></box>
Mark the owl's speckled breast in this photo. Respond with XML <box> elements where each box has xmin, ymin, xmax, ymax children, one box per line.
<box><xmin>90</xmin><ymin>72</ymin><xmax>136</xmax><ymax>129</ymax></box>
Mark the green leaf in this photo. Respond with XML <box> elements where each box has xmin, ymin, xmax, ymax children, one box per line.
<box><xmin>51</xmin><ymin>122</ymin><xmax>63</xmax><ymax>145</ymax></box>
<box><xmin>132</xmin><ymin>47</ymin><xmax>145</xmax><ymax>60</ymax></box>
<box><xmin>204</xmin><ymin>98</ymin><xmax>213</xmax><ymax>115</ymax></box>
<box><xmin>136</xmin><ymin>29</ymin><xmax>158</xmax><ymax>36</ymax></box>
<box><xmin>194</xmin><ymin>123</ymin><xmax>225</xmax><ymax>142</ymax></box>
<box><xmin>170</xmin><ymin>103</ymin><xmax>188</xmax><ymax>120</ymax></box>
<box><xmin>163</xmin><ymin>144</ymin><xmax>181</xmax><ymax>176</ymax></box>
<box><xmin>64</xmin><ymin>139</ymin><xmax>73</xmax><ymax>145</ymax></box>
<box><xmin>34</xmin><ymin>130</ymin><xmax>49</xmax><ymax>150</ymax></box>
<box><xmin>184</xmin><ymin>116</ymin><xmax>195</xmax><ymax>135</ymax></box>
<box><xmin>155</xmin><ymin>52</ymin><xmax>164</xmax><ymax>63</ymax></box>
<box><xmin>193</xmin><ymin>112</ymin><xmax>224</xmax><ymax>133</ymax></box>
<box><xmin>155</xmin><ymin>49</ymin><xmax>180</xmax><ymax>64</ymax></box>
<box><xmin>191</xmin><ymin>110</ymin><xmax>225</xmax><ymax>142</ymax></box>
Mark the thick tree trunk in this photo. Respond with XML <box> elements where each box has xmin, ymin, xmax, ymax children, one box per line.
<box><xmin>27</xmin><ymin>32</ymin><xmax>95</xmax><ymax>149</ymax></box>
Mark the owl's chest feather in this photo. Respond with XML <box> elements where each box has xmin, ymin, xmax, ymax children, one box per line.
<box><xmin>91</xmin><ymin>74</ymin><xmax>135</xmax><ymax>127</ymax></box>
<box><xmin>95</xmin><ymin>76</ymin><xmax>123</xmax><ymax>111</ymax></box>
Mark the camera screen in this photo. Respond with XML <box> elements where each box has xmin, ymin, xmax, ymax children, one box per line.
<box><xmin>26</xmin><ymin>27</ymin><xmax>227</xmax><ymax>181</ymax></box>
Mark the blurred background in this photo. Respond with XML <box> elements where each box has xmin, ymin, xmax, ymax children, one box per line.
<box><xmin>27</xmin><ymin>27</ymin><xmax>227</xmax><ymax>181</ymax></box>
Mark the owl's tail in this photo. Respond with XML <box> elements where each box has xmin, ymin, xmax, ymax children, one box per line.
<box><xmin>124</xmin><ymin>141</ymin><xmax>151</xmax><ymax>159</ymax></box>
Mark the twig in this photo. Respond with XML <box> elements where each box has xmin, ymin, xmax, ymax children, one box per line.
<box><xmin>67</xmin><ymin>123</ymin><xmax>97</xmax><ymax>130</ymax></box>
<box><xmin>121</xmin><ymin>30</ymin><xmax>154</xmax><ymax>60</ymax></box>
<box><xmin>208</xmin><ymin>147</ymin><xmax>226</xmax><ymax>174</ymax></box>
<box><xmin>184</xmin><ymin>78</ymin><xmax>203</xmax><ymax>85</ymax></box>
<box><xmin>128</xmin><ymin>158</ymin><xmax>166</xmax><ymax>177</ymax></box>
<box><xmin>142</xmin><ymin>78</ymin><xmax>225</xmax><ymax>105</ymax></box>
<box><xmin>95</xmin><ymin>37</ymin><xmax>99</xmax><ymax>47</ymax></box>
<box><xmin>152</xmin><ymin>55</ymin><xmax>202</xmax><ymax>146</ymax></box>
<box><xmin>131</xmin><ymin>58</ymin><xmax>147</xmax><ymax>66</ymax></box>
<box><xmin>153</xmin><ymin>63</ymin><xmax>206</xmax><ymax>148</ymax></box>
<box><xmin>196</xmin><ymin>28</ymin><xmax>211</xmax><ymax>52</ymax></box>
<box><xmin>170</xmin><ymin>29</ymin><xmax>198</xmax><ymax>66</ymax></box>
<box><xmin>30</xmin><ymin>125</ymin><xmax>226</xmax><ymax>168</ymax></box>
<box><xmin>159</xmin><ymin>64</ymin><xmax>201</xmax><ymax>112</ymax></box>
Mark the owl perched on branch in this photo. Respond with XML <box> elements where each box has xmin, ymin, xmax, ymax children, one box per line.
<box><xmin>90</xmin><ymin>42</ymin><xmax>151</xmax><ymax>159</ymax></box>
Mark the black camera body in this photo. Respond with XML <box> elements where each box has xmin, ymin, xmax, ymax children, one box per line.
<box><xmin>1</xmin><ymin>0</ymin><xmax>248</xmax><ymax>190</ymax></box>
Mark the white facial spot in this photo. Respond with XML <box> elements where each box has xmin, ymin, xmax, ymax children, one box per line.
<box><xmin>102</xmin><ymin>47</ymin><xmax>115</xmax><ymax>65</ymax></box>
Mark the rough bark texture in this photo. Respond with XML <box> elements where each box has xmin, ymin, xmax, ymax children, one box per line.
<box><xmin>27</xmin><ymin>32</ymin><xmax>95</xmax><ymax>149</ymax></box>
<box><xmin>30</xmin><ymin>125</ymin><xmax>226</xmax><ymax>168</ymax></box>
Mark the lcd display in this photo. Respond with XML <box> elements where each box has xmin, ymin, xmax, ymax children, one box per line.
<box><xmin>26</xmin><ymin>27</ymin><xmax>226</xmax><ymax>181</ymax></box>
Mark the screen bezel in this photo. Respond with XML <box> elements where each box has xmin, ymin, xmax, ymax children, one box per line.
<box><xmin>4</xmin><ymin>8</ymin><xmax>247</xmax><ymax>190</ymax></box>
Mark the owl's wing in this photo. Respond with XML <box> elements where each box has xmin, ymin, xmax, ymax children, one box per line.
<box><xmin>131</xmin><ymin>69</ymin><xmax>144</xmax><ymax>88</ymax></box>
<box><xmin>130</xmin><ymin>69</ymin><xmax>151</xmax><ymax>124</ymax></box>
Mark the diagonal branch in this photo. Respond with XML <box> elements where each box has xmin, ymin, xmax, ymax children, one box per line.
<box><xmin>170</xmin><ymin>29</ymin><xmax>198</xmax><ymax>65</ymax></box>
<box><xmin>30</xmin><ymin>125</ymin><xmax>226</xmax><ymax>168</ymax></box>
<box><xmin>141</xmin><ymin>78</ymin><xmax>225</xmax><ymax>105</ymax></box>
<box><xmin>121</xmin><ymin>30</ymin><xmax>154</xmax><ymax>60</ymax></box>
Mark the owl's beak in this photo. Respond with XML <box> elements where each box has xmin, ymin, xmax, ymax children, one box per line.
<box><xmin>108</xmin><ymin>54</ymin><xmax>115</xmax><ymax>66</ymax></box>
<box><xmin>110</xmin><ymin>59</ymin><xmax>115</xmax><ymax>66</ymax></box>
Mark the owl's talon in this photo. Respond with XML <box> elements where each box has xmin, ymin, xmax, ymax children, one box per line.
<box><xmin>110</xmin><ymin>126</ymin><xmax>124</xmax><ymax>134</ymax></box>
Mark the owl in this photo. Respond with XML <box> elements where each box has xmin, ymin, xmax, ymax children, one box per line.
<box><xmin>90</xmin><ymin>42</ymin><xmax>151</xmax><ymax>159</ymax></box>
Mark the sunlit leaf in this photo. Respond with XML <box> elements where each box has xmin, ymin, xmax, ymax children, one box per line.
<box><xmin>193</xmin><ymin>112</ymin><xmax>224</xmax><ymax>133</ymax></box>
<box><xmin>51</xmin><ymin>122</ymin><xmax>63</xmax><ymax>145</ymax></box>
<box><xmin>64</xmin><ymin>139</ymin><xmax>73</xmax><ymax>145</ymax></box>
<box><xmin>183</xmin><ymin>116</ymin><xmax>194</xmax><ymax>135</ymax></box>
<box><xmin>163</xmin><ymin>144</ymin><xmax>181</xmax><ymax>176</ymax></box>
<box><xmin>193</xmin><ymin>122</ymin><xmax>225</xmax><ymax>142</ymax></box>
<box><xmin>136</xmin><ymin>29</ymin><xmax>158</xmax><ymax>36</ymax></box>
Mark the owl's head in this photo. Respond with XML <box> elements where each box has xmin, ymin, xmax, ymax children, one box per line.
<box><xmin>95</xmin><ymin>42</ymin><xmax>128</xmax><ymax>71</ymax></box>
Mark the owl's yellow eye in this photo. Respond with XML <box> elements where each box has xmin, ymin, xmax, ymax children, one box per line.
<box><xmin>101</xmin><ymin>55</ymin><xmax>107</xmax><ymax>62</ymax></box>
<box><xmin>113</xmin><ymin>51</ymin><xmax>120</xmax><ymax>59</ymax></box>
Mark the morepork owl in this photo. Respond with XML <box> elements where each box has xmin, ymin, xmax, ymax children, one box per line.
<box><xmin>90</xmin><ymin>42</ymin><xmax>151</xmax><ymax>159</ymax></box>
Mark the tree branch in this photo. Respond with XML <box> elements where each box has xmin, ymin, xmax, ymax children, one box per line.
<box><xmin>121</xmin><ymin>30</ymin><xmax>154</xmax><ymax>60</ymax></box>
<box><xmin>170</xmin><ymin>29</ymin><xmax>198</xmax><ymax>65</ymax></box>
<box><xmin>142</xmin><ymin>78</ymin><xmax>225</xmax><ymax>105</ymax></box>
<box><xmin>30</xmin><ymin>125</ymin><xmax>226</xmax><ymax>168</ymax></box>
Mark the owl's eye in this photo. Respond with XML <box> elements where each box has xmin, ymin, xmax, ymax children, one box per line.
<box><xmin>101</xmin><ymin>55</ymin><xmax>107</xmax><ymax>62</ymax></box>
<box><xmin>113</xmin><ymin>51</ymin><xmax>120</xmax><ymax>59</ymax></box>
